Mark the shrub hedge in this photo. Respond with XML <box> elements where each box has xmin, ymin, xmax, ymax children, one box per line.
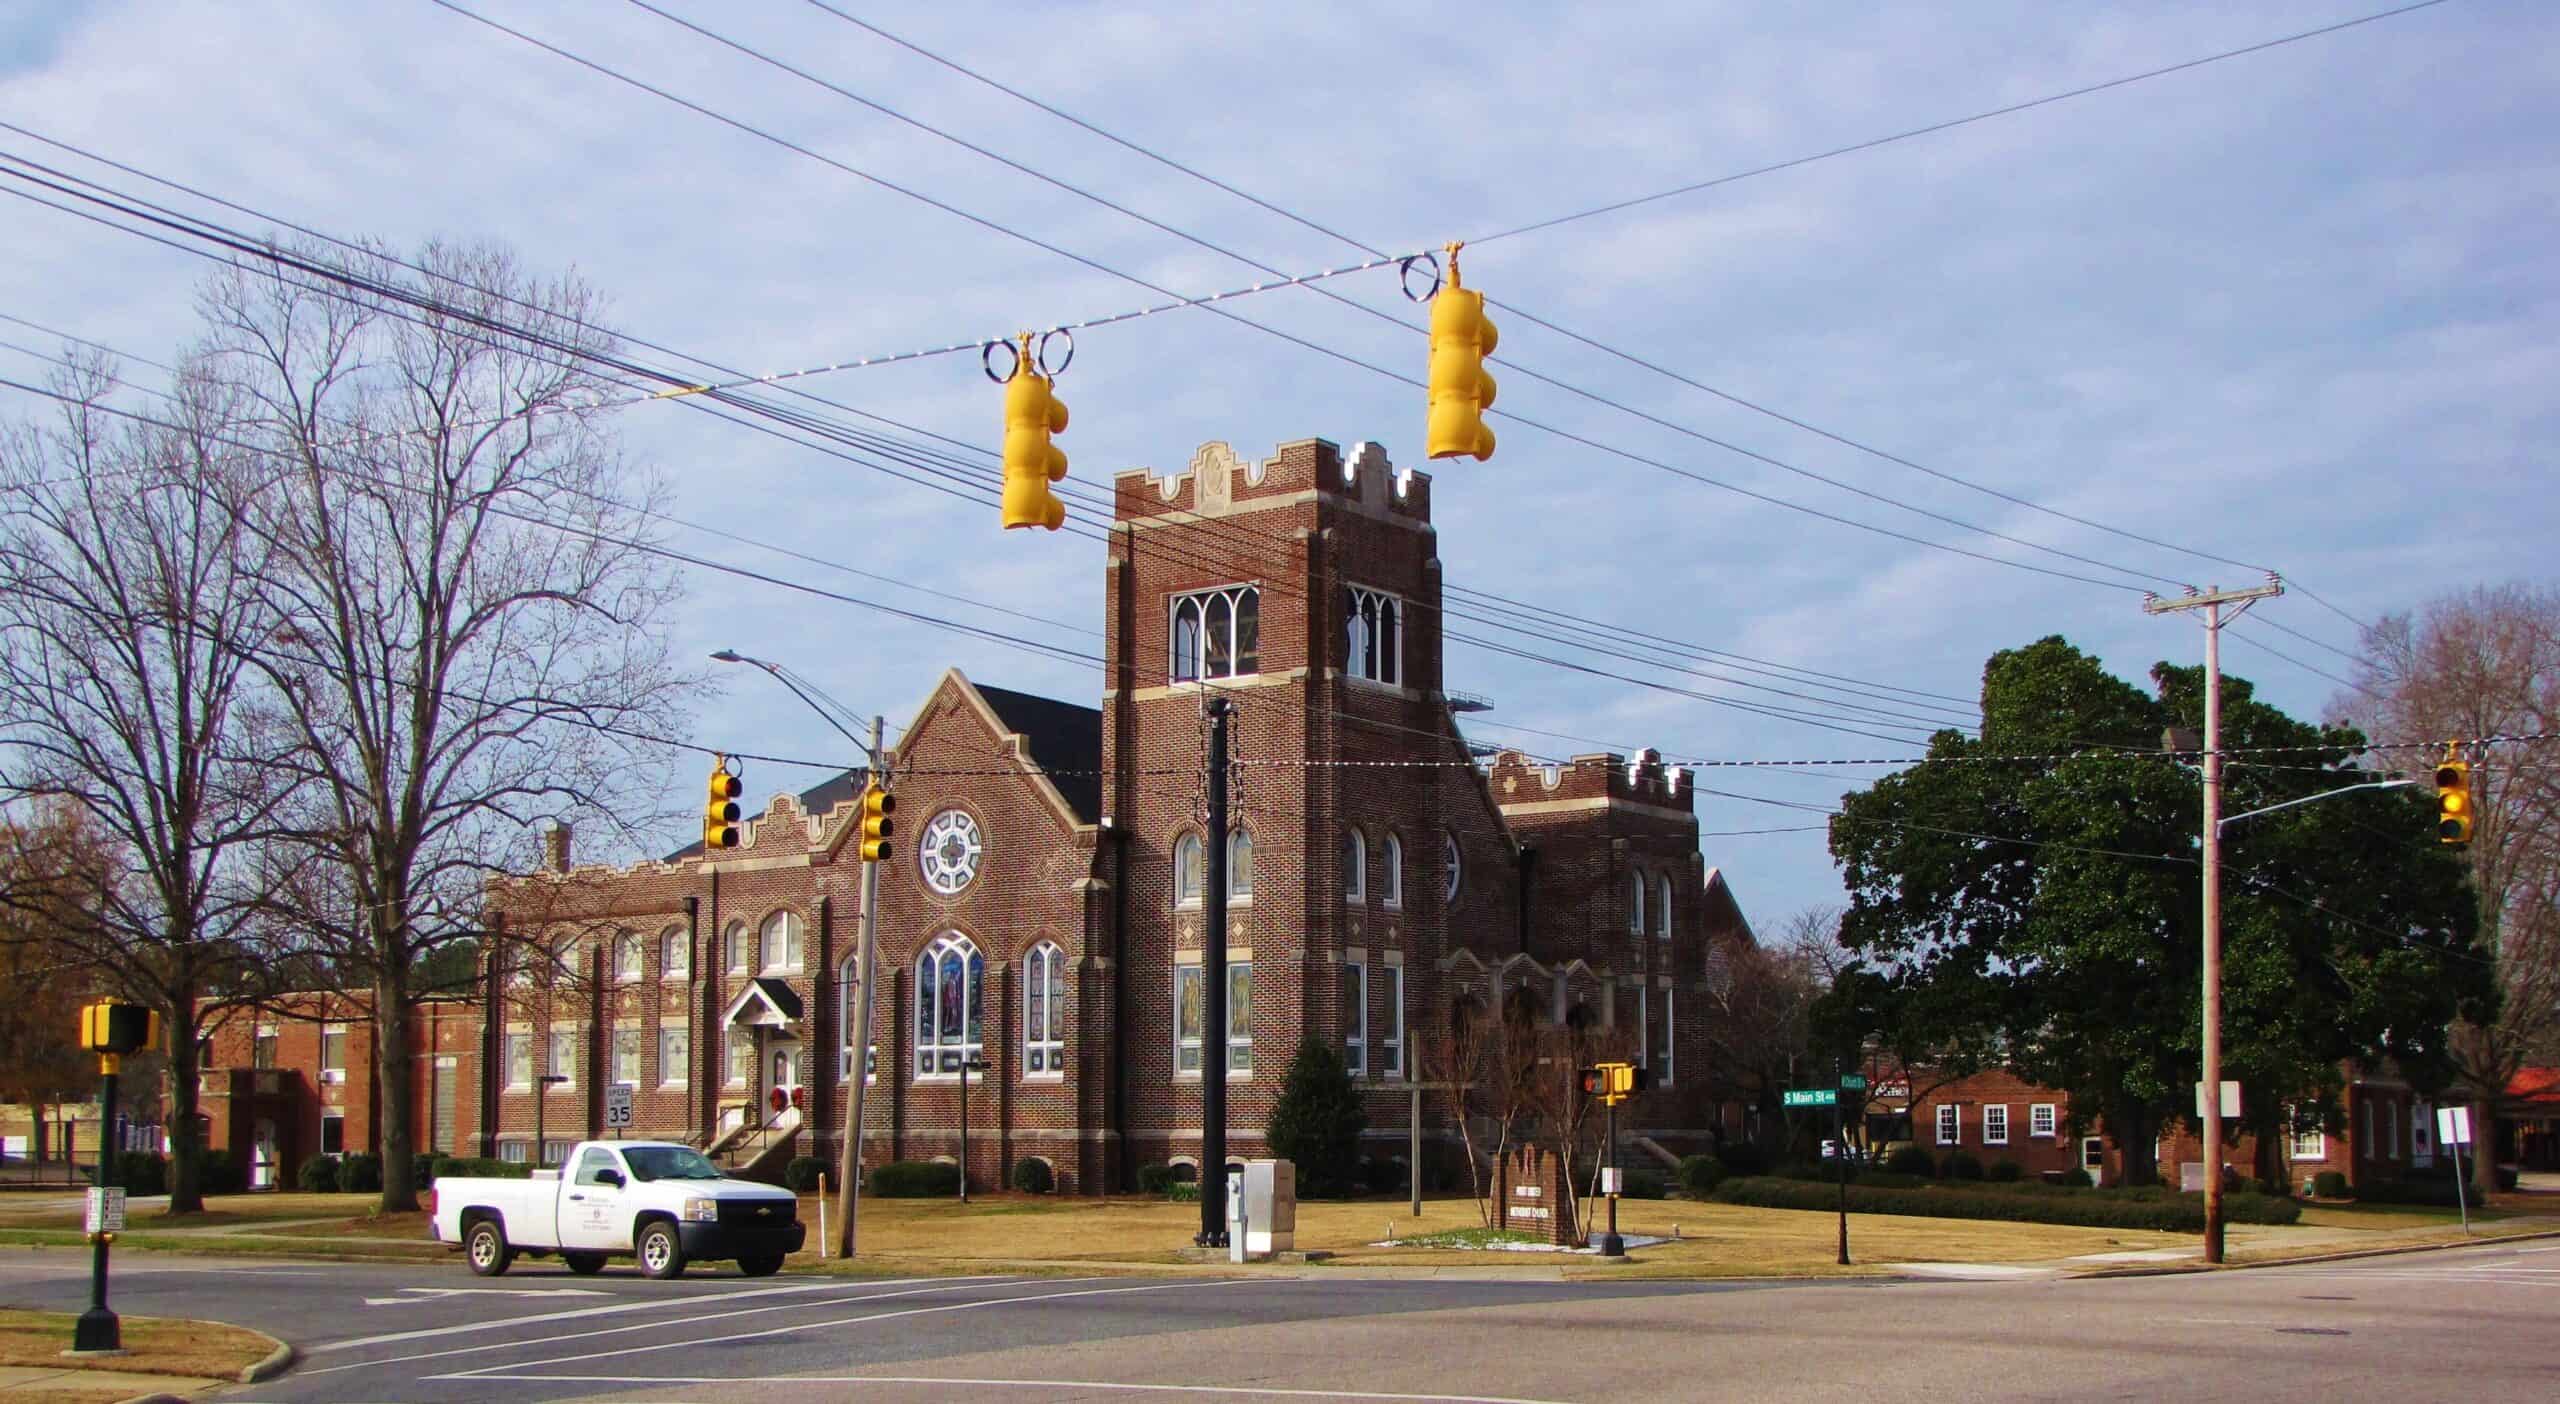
<box><xmin>339</xmin><ymin>1151</ymin><xmax>384</xmax><ymax>1194</ymax></box>
<box><xmin>2351</xmin><ymin>1177</ymin><xmax>2463</xmax><ymax>1206</ymax></box>
<box><xmin>1710</xmin><ymin>1176</ymin><xmax>2301</xmax><ymax>1230</ymax></box>
<box><xmin>1882</xmin><ymin>1146</ymin><xmax>1935</xmax><ymax>1177</ymax></box>
<box><xmin>1676</xmin><ymin>1155</ymin><xmax>1725</xmax><ymax>1196</ymax></box>
<box><xmin>869</xmin><ymin>1160</ymin><xmax>961</xmax><ymax>1198</ymax></box>
<box><xmin>1010</xmin><ymin>1157</ymin><xmax>1056</xmax><ymax>1194</ymax></box>
<box><xmin>783</xmin><ymin>1157</ymin><xmax>830</xmax><ymax>1192</ymax></box>
<box><xmin>1985</xmin><ymin>1158</ymin><xmax>2025</xmax><ymax>1183</ymax></box>
<box><xmin>90</xmin><ymin>1152</ymin><xmax>167</xmax><ymax>1196</ymax></box>
<box><xmin>298</xmin><ymin>1155</ymin><xmax>341</xmax><ymax>1193</ymax></box>
<box><xmin>1623</xmin><ymin>1169</ymin><xmax>1667</xmax><ymax>1200</ymax></box>
<box><xmin>1358</xmin><ymin>1157</ymin><xmax>1408</xmax><ymax>1196</ymax></box>
<box><xmin>2312</xmin><ymin>1170</ymin><xmax>2350</xmax><ymax>1199</ymax></box>
<box><xmin>1136</xmin><ymin>1163</ymin><xmax>1180</xmax><ymax>1196</ymax></box>
<box><xmin>431</xmin><ymin>1156</ymin><xmax>534</xmax><ymax>1180</ymax></box>
<box><xmin>198</xmin><ymin>1148</ymin><xmax>246</xmax><ymax>1195</ymax></box>
<box><xmin>1938</xmin><ymin>1150</ymin><xmax>1984</xmax><ymax>1181</ymax></box>
<box><xmin>1715</xmin><ymin>1143</ymin><xmax>1770</xmax><ymax>1177</ymax></box>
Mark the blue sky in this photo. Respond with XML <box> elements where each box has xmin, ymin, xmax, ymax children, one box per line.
<box><xmin>2</xmin><ymin>1</ymin><xmax>2551</xmax><ymax>927</ymax></box>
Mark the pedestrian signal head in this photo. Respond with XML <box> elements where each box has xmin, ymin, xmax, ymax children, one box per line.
<box><xmin>858</xmin><ymin>784</ymin><xmax>896</xmax><ymax>863</ymax></box>
<box><xmin>1425</xmin><ymin>244</ymin><xmax>1498</xmax><ymax>462</ymax></box>
<box><xmin>705</xmin><ymin>761</ymin><xmax>743</xmax><ymax>850</ymax></box>
<box><xmin>78</xmin><ymin>1001</ymin><xmax>160</xmax><ymax>1057</ymax></box>
<box><xmin>2435</xmin><ymin>757</ymin><xmax>2472</xmax><ymax>845</ymax></box>
<box><xmin>1000</xmin><ymin>335</ymin><xmax>1068</xmax><ymax>531</ymax></box>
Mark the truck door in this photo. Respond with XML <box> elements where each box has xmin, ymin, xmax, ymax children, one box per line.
<box><xmin>560</xmin><ymin>1145</ymin><xmax>632</xmax><ymax>1251</ymax></box>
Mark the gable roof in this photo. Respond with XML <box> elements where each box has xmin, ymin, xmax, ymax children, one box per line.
<box><xmin>974</xmin><ymin>683</ymin><xmax>1102</xmax><ymax>823</ymax></box>
<box><xmin>663</xmin><ymin>766</ymin><xmax>872</xmax><ymax>864</ymax></box>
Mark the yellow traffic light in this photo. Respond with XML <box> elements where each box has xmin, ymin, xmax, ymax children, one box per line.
<box><xmin>78</xmin><ymin>1002</ymin><xmax>160</xmax><ymax>1057</ymax></box>
<box><xmin>705</xmin><ymin>759</ymin><xmax>743</xmax><ymax>851</ymax></box>
<box><xmin>858</xmin><ymin>784</ymin><xmax>896</xmax><ymax>862</ymax></box>
<box><xmin>2436</xmin><ymin>754</ymin><xmax>2472</xmax><ymax>845</ymax></box>
<box><xmin>1001</xmin><ymin>335</ymin><xmax>1068</xmax><ymax>531</ymax></box>
<box><xmin>1425</xmin><ymin>243</ymin><xmax>1498</xmax><ymax>462</ymax></box>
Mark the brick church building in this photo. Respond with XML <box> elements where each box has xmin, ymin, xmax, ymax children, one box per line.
<box><xmin>207</xmin><ymin>438</ymin><xmax>1759</xmax><ymax>1193</ymax></box>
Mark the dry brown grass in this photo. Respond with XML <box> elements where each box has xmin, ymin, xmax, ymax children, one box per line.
<box><xmin>0</xmin><ymin>1190</ymin><xmax>369</xmax><ymax>1232</ymax></box>
<box><xmin>0</xmin><ymin>1308</ymin><xmax>276</xmax><ymax>1380</ymax></box>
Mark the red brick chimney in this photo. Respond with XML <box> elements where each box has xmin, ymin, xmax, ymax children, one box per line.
<box><xmin>544</xmin><ymin>825</ymin><xmax>572</xmax><ymax>873</ymax></box>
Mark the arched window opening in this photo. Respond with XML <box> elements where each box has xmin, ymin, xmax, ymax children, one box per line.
<box><xmin>762</xmin><ymin>910</ymin><xmax>802</xmax><ymax>973</ymax></box>
<box><xmin>1171</xmin><ymin>597</ymin><xmax>1203</xmax><ymax>682</ymax></box>
<box><xmin>1342</xmin><ymin>828</ymin><xmax>1366</xmax><ymax>903</ymax></box>
<box><xmin>1227</xmin><ymin>827</ymin><xmax>1253</xmax><ymax>899</ymax></box>
<box><xmin>1381</xmin><ymin>832</ymin><xmax>1404</xmax><ymax>908</ymax></box>
<box><xmin>1173</xmin><ymin>832</ymin><xmax>1204</xmax><ymax>908</ymax></box>
<box><xmin>1025</xmin><ymin>942</ymin><xmax>1067</xmax><ymax>1074</ymax></box>
<box><xmin>914</xmin><ymin>934</ymin><xmax>984</xmax><ymax>1076</ymax></box>
<box><xmin>1656</xmin><ymin>875</ymin><xmax>1673</xmax><ymax>939</ymax></box>
<box><xmin>1629</xmin><ymin>871</ymin><xmax>1647</xmax><ymax>935</ymax></box>
<box><xmin>1169</xmin><ymin>585</ymin><xmax>1259</xmax><ymax>682</ymax></box>
<box><xmin>724</xmin><ymin>921</ymin><xmax>749</xmax><ymax>974</ymax></box>
<box><xmin>660</xmin><ymin>925</ymin><xmax>689</xmax><ymax>980</ymax></box>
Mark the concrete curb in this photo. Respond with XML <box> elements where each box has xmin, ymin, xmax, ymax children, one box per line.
<box><xmin>240</xmin><ymin>1337</ymin><xmax>296</xmax><ymax>1383</ymax></box>
<box><xmin>2071</xmin><ymin>1224</ymin><xmax>2560</xmax><ymax>1279</ymax></box>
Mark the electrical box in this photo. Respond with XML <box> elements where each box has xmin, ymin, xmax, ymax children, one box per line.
<box><xmin>1238</xmin><ymin>1159</ymin><xmax>1295</xmax><ymax>1258</ymax></box>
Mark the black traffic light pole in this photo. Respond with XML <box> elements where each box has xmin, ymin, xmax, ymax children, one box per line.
<box><xmin>1835</xmin><ymin>1058</ymin><xmax>1850</xmax><ymax>1267</ymax></box>
<box><xmin>1598</xmin><ymin>1096</ymin><xmax>1622</xmax><ymax>1257</ymax></box>
<box><xmin>73</xmin><ymin>1061</ymin><xmax>119</xmax><ymax>1353</ymax></box>
<box><xmin>1196</xmin><ymin>698</ymin><xmax>1232</xmax><ymax>1248</ymax></box>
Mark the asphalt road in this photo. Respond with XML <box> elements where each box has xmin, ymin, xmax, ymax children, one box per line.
<box><xmin>1</xmin><ymin>1241</ymin><xmax>2553</xmax><ymax>1401</ymax></box>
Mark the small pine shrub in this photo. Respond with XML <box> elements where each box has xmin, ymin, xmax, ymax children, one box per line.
<box><xmin>1676</xmin><ymin>1155</ymin><xmax>1726</xmax><ymax>1196</ymax></box>
<box><xmin>1263</xmin><ymin>1037</ymin><xmax>1367</xmax><ymax>1197</ymax></box>
<box><xmin>2056</xmin><ymin>1167</ymin><xmax>2093</xmax><ymax>1188</ymax></box>
<box><xmin>1010</xmin><ymin>1157</ymin><xmax>1056</xmax><ymax>1194</ymax></box>
<box><xmin>1939</xmin><ymin>1150</ymin><xmax>1984</xmax><ymax>1181</ymax></box>
<box><xmin>411</xmin><ymin>1153</ymin><xmax>441</xmax><ymax>1187</ymax></box>
<box><xmin>1985</xmin><ymin>1158</ymin><xmax>2025</xmax><ymax>1183</ymax></box>
<box><xmin>782</xmin><ymin>1156</ymin><xmax>829</xmax><ymax>1192</ymax></box>
<box><xmin>339</xmin><ymin>1151</ymin><xmax>384</xmax><ymax>1193</ymax></box>
<box><xmin>298</xmin><ymin>1154</ymin><xmax>342</xmax><ymax>1193</ymax></box>
<box><xmin>869</xmin><ymin>1160</ymin><xmax>963</xmax><ymax>1198</ymax></box>
<box><xmin>2312</xmin><ymin>1170</ymin><xmax>2350</xmax><ymax>1199</ymax></box>
<box><xmin>1882</xmin><ymin>1145</ymin><xmax>1935</xmax><ymax>1177</ymax></box>
<box><xmin>92</xmin><ymin>1152</ymin><xmax>167</xmax><ymax>1196</ymax></box>
<box><xmin>1136</xmin><ymin>1163</ymin><xmax>1179</xmax><ymax>1196</ymax></box>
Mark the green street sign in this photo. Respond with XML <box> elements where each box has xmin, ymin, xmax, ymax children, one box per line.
<box><xmin>1782</xmin><ymin>1089</ymin><xmax>1837</xmax><ymax>1108</ymax></box>
<box><xmin>1840</xmin><ymin>1075</ymin><xmax>1868</xmax><ymax>1091</ymax></box>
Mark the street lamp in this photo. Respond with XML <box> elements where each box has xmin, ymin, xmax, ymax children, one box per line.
<box><xmin>534</xmin><ymin>1074</ymin><xmax>569</xmax><ymax>1166</ymax></box>
<box><xmin>957</xmin><ymin>1056</ymin><xmax>989</xmax><ymax>1204</ymax></box>
<box><xmin>709</xmin><ymin>649</ymin><xmax>887</xmax><ymax>1261</ymax></box>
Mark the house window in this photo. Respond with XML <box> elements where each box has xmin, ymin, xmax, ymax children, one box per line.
<box><xmin>724</xmin><ymin>922</ymin><xmax>749</xmax><ymax>974</ymax></box>
<box><xmin>1656</xmin><ymin>875</ymin><xmax>1672</xmax><ymax>939</ymax></box>
<box><xmin>1936</xmin><ymin>1103</ymin><xmax>1960</xmax><ymax>1145</ymax></box>
<box><xmin>914</xmin><ymin>933</ymin><xmax>984</xmax><ymax>1076</ymax></box>
<box><xmin>1342</xmin><ymin>828</ymin><xmax>1366</xmax><ymax>903</ymax></box>
<box><xmin>540</xmin><ymin>1139</ymin><xmax>574</xmax><ymax>1167</ymax></box>
<box><xmin>762</xmin><ymin>911</ymin><xmax>802</xmax><ymax>974</ymax></box>
<box><xmin>1174</xmin><ymin>832</ymin><xmax>1204</xmax><ymax>908</ymax></box>
<box><xmin>726</xmin><ymin>1028</ymin><xmax>754</xmax><ymax>1087</ymax></box>
<box><xmin>1653</xmin><ymin>990</ymin><xmax>1674</xmax><ymax>1085</ymax></box>
<box><xmin>319</xmin><ymin>1024</ymin><xmax>347</xmax><ymax>1085</ymax></box>
<box><xmin>1228</xmin><ymin>827</ymin><xmax>1252</xmax><ymax>900</ymax></box>
<box><xmin>1343</xmin><ymin>961</ymin><xmax>1367</xmax><ymax>1077</ymax></box>
<box><xmin>252</xmin><ymin>1029</ymin><xmax>278</xmax><ymax>1069</ymax></box>
<box><xmin>504</xmin><ymin>1033</ymin><xmax>532</xmax><ymax>1090</ymax></box>
<box><xmin>1344</xmin><ymin>586</ymin><xmax>1401</xmax><ymax>685</ymax></box>
<box><xmin>1629</xmin><ymin>871</ymin><xmax>1646</xmax><ymax>935</ymax></box>
<box><xmin>1381</xmin><ymin>833</ymin><xmax>1404</xmax><ymax>908</ymax></box>
<box><xmin>551</xmin><ymin>936</ymin><xmax>578</xmax><ymax>984</ymax></box>
<box><xmin>2031</xmin><ymin>1103</ymin><xmax>2057</xmax><ymax>1138</ymax></box>
<box><xmin>498</xmin><ymin>1138</ymin><xmax>529</xmax><ymax>1164</ymax></box>
<box><xmin>1176</xmin><ymin>961</ymin><xmax>1254</xmax><ymax>1075</ymax></box>
<box><xmin>1634</xmin><ymin>987</ymin><xmax>1650</xmax><ymax>1071</ymax></box>
<box><xmin>659</xmin><ymin>1025</ymin><xmax>689</xmax><ymax>1088</ymax></box>
<box><xmin>1444</xmin><ymin>831</ymin><xmax>1462</xmax><ymax>902</ymax></box>
<box><xmin>661</xmin><ymin>925</ymin><xmax>689</xmax><ymax>979</ymax></box>
<box><xmin>1169</xmin><ymin>585</ymin><xmax>1260</xmax><ymax>683</ymax></box>
<box><xmin>614</xmin><ymin>931</ymin><xmax>643</xmax><ymax>983</ymax></box>
<box><xmin>1383</xmin><ymin>965</ymin><xmax>1405</xmax><ymax>1079</ymax></box>
<box><xmin>613</xmin><ymin>1026</ymin><xmax>642</xmax><ymax>1087</ymax></box>
<box><xmin>2383</xmin><ymin>1100</ymin><xmax>2399</xmax><ymax>1160</ymax></box>
<box><xmin>1984</xmin><ymin>1104</ymin><xmax>2010</xmax><ymax>1146</ymax></box>
<box><xmin>1025</xmin><ymin>942</ymin><xmax>1066</xmax><ymax>1075</ymax></box>
<box><xmin>547</xmin><ymin>1028</ymin><xmax>576</xmax><ymax>1088</ymax></box>
<box><xmin>2290</xmin><ymin>1118</ymin><xmax>2326</xmax><ymax>1161</ymax></box>
<box><xmin>321</xmin><ymin>1114</ymin><xmax>345</xmax><ymax>1155</ymax></box>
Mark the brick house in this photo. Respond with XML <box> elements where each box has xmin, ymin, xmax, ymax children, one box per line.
<box><xmin>202</xmin><ymin>438</ymin><xmax>1760</xmax><ymax>1192</ymax></box>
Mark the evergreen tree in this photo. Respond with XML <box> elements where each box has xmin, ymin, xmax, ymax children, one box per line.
<box><xmin>1265</xmin><ymin>1036</ymin><xmax>1367</xmax><ymax>1197</ymax></box>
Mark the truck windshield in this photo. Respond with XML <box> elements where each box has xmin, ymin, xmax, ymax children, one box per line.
<box><xmin>622</xmin><ymin>1146</ymin><xmax>725</xmax><ymax>1183</ymax></box>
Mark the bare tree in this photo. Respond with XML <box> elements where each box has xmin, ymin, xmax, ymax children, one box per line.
<box><xmin>203</xmin><ymin>238</ymin><xmax>692</xmax><ymax>1212</ymax></box>
<box><xmin>0</xmin><ymin>358</ymin><xmax>279</xmax><ymax>1211</ymax></box>
<box><xmin>2336</xmin><ymin>583</ymin><xmax>2560</xmax><ymax>1190</ymax></box>
<box><xmin>1699</xmin><ymin>912</ymin><xmax>1832</xmax><ymax>1147</ymax></box>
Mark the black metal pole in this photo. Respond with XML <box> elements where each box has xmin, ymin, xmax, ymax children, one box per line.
<box><xmin>1835</xmin><ymin>1060</ymin><xmax>1850</xmax><ymax>1266</ymax></box>
<box><xmin>1598</xmin><ymin>1098</ymin><xmax>1622</xmax><ymax>1256</ymax></box>
<box><xmin>1197</xmin><ymin>697</ymin><xmax>1233</xmax><ymax>1248</ymax></box>
<box><xmin>958</xmin><ymin>1060</ymin><xmax>972</xmax><ymax>1205</ymax></box>
<box><xmin>73</xmin><ymin>1064</ymin><xmax>119</xmax><ymax>1352</ymax></box>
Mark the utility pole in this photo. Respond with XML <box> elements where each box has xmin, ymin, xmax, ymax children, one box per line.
<box><xmin>1197</xmin><ymin>697</ymin><xmax>1234</xmax><ymax>1248</ymax></box>
<box><xmin>837</xmin><ymin>715</ymin><xmax>884</xmax><ymax>1259</ymax></box>
<box><xmin>2144</xmin><ymin>575</ymin><xmax>2282</xmax><ymax>1266</ymax></box>
<box><xmin>73</xmin><ymin>1057</ymin><xmax>120</xmax><ymax>1352</ymax></box>
<box><xmin>1834</xmin><ymin>1057</ymin><xmax>1850</xmax><ymax>1267</ymax></box>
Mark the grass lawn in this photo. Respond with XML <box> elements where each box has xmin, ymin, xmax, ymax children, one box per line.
<box><xmin>0</xmin><ymin>1307</ymin><xmax>277</xmax><ymax>1379</ymax></box>
<box><xmin>0</xmin><ymin>1190</ymin><xmax>388</xmax><ymax>1232</ymax></box>
<box><xmin>788</xmin><ymin>1192</ymin><xmax>2195</xmax><ymax>1278</ymax></box>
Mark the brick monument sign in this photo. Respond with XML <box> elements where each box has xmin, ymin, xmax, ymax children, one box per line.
<box><xmin>1494</xmin><ymin>1143</ymin><xmax>1579</xmax><ymax>1246</ymax></box>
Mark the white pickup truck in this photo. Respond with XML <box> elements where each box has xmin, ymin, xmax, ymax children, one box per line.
<box><xmin>429</xmin><ymin>1140</ymin><xmax>804</xmax><ymax>1280</ymax></box>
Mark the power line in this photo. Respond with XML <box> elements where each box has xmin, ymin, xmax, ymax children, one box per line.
<box><xmin>1464</xmin><ymin>1</ymin><xmax>2457</xmax><ymax>246</ymax></box>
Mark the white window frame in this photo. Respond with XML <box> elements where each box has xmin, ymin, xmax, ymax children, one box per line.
<box><xmin>1383</xmin><ymin>964</ymin><xmax>1406</xmax><ymax>1079</ymax></box>
<box><xmin>1343</xmin><ymin>960</ymin><xmax>1367</xmax><ymax>1078</ymax></box>
<box><xmin>1175</xmin><ymin>960</ymin><xmax>1253</xmax><ymax>1077</ymax></box>
<box><xmin>1169</xmin><ymin>584</ymin><xmax>1261</xmax><ymax>683</ymax></box>
<box><xmin>1656</xmin><ymin>875</ymin><xmax>1673</xmax><ymax>939</ymax></box>
<box><xmin>2030</xmin><ymin>1103</ymin><xmax>2057</xmax><ymax>1139</ymax></box>
<box><xmin>1227</xmin><ymin>826</ymin><xmax>1252</xmax><ymax>902</ymax></box>
<box><xmin>1343</xmin><ymin>585</ymin><xmax>1402</xmax><ymax>685</ymax></box>
<box><xmin>659</xmin><ymin>1024</ymin><xmax>689</xmax><ymax>1089</ymax></box>
<box><xmin>318</xmin><ymin>1023</ymin><xmax>347</xmax><ymax>1085</ymax></box>
<box><xmin>498</xmin><ymin>1138</ymin><xmax>529</xmax><ymax>1164</ymax></box>
<box><xmin>1632</xmin><ymin>985</ymin><xmax>1649</xmax><ymax>1068</ymax></box>
<box><xmin>320</xmin><ymin>1112</ymin><xmax>345</xmax><ymax>1155</ymax></box>
<box><xmin>546</xmin><ymin>1028</ymin><xmax>577</xmax><ymax>1090</ymax></box>
<box><xmin>1936</xmin><ymin>1102</ymin><xmax>1961</xmax><ymax>1145</ymax></box>
<box><xmin>1629</xmin><ymin>870</ymin><xmax>1647</xmax><ymax>935</ymax></box>
<box><xmin>660</xmin><ymin>925</ymin><xmax>689</xmax><ymax>980</ymax></box>
<box><xmin>2292</xmin><ymin>1124</ymin><xmax>2326</xmax><ymax>1160</ymax></box>
<box><xmin>1024</xmin><ymin>941</ymin><xmax>1066</xmax><ymax>1078</ymax></box>
<box><xmin>252</xmin><ymin>1027</ymin><xmax>279</xmax><ymax>1070</ymax></box>
<box><xmin>914</xmin><ymin>933</ymin><xmax>984</xmax><ymax>1078</ymax></box>
<box><xmin>504</xmin><ymin>1032</ymin><xmax>532</xmax><ymax>1090</ymax></box>
<box><xmin>612</xmin><ymin>1025</ymin><xmax>642</xmax><ymax>1088</ymax></box>
<box><xmin>761</xmin><ymin>911</ymin><xmax>801</xmax><ymax>975</ymax></box>
<box><xmin>1654</xmin><ymin>988</ymin><xmax>1674</xmax><ymax>1085</ymax></box>
<box><xmin>725</xmin><ymin>1028</ymin><xmax>754</xmax><ymax>1087</ymax></box>
<box><xmin>1381</xmin><ymin>832</ymin><xmax>1404</xmax><ymax>909</ymax></box>
<box><xmin>1343</xmin><ymin>828</ymin><xmax>1366</xmax><ymax>904</ymax></box>
<box><xmin>724</xmin><ymin>921</ymin><xmax>749</xmax><ymax>974</ymax></box>
<box><xmin>613</xmin><ymin>931</ymin><xmax>643</xmax><ymax>983</ymax></box>
<box><xmin>1173</xmin><ymin>831</ymin><xmax>1204</xmax><ymax>909</ymax></box>
<box><xmin>1176</xmin><ymin>964</ymin><xmax>1205</xmax><ymax>1076</ymax></box>
<box><xmin>1984</xmin><ymin>1104</ymin><xmax>2009</xmax><ymax>1146</ymax></box>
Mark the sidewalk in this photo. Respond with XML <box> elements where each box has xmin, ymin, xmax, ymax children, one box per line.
<box><xmin>0</xmin><ymin>1363</ymin><xmax>225</xmax><ymax>1398</ymax></box>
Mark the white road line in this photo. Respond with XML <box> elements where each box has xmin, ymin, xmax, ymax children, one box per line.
<box><xmin>2512</xmin><ymin>1245</ymin><xmax>2560</xmax><ymax>1254</ymax></box>
<box><xmin>313</xmin><ymin>1274</ymin><xmax>970</xmax><ymax>1353</ymax></box>
<box><xmin>434</xmin><ymin>1277</ymin><xmax>1258</xmax><ymax>1379</ymax></box>
<box><xmin>444</xmin><ymin>1374</ymin><xmax>1575</xmax><ymax>1403</ymax></box>
<box><xmin>298</xmin><ymin>1276</ymin><xmax>1033</xmax><ymax>1378</ymax></box>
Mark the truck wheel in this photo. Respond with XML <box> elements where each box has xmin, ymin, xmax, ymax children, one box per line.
<box><xmin>736</xmin><ymin>1253</ymin><xmax>784</xmax><ymax>1277</ymax></box>
<box><xmin>636</xmin><ymin>1221</ymin><xmax>687</xmax><ymax>1281</ymax></box>
<box><xmin>466</xmin><ymin>1220</ymin><xmax>513</xmax><ymax>1277</ymax></box>
<box><xmin>562</xmin><ymin>1252</ymin><xmax>608</xmax><ymax>1276</ymax></box>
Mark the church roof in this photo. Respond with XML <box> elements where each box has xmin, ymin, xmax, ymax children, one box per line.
<box><xmin>974</xmin><ymin>682</ymin><xmax>1102</xmax><ymax>824</ymax></box>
